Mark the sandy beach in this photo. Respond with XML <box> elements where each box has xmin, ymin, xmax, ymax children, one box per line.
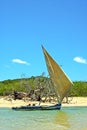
<box><xmin>0</xmin><ymin>96</ymin><xmax>87</xmax><ymax>108</ymax></box>
<box><xmin>62</xmin><ymin>97</ymin><xmax>87</xmax><ymax>107</ymax></box>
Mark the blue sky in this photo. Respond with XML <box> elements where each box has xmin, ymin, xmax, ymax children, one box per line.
<box><xmin>0</xmin><ymin>0</ymin><xmax>87</xmax><ymax>81</ymax></box>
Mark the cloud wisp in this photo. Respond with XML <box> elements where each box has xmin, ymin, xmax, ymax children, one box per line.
<box><xmin>12</xmin><ymin>59</ymin><xmax>30</xmax><ymax>65</ymax></box>
<box><xmin>73</xmin><ymin>57</ymin><xmax>87</xmax><ymax>64</ymax></box>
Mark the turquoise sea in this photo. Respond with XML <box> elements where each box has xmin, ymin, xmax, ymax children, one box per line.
<box><xmin>0</xmin><ymin>106</ymin><xmax>87</xmax><ymax>130</ymax></box>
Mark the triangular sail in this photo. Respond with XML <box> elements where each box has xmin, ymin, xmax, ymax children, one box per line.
<box><xmin>42</xmin><ymin>46</ymin><xmax>73</xmax><ymax>103</ymax></box>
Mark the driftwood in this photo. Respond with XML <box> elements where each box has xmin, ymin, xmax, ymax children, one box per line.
<box><xmin>13</xmin><ymin>91</ymin><xmax>27</xmax><ymax>100</ymax></box>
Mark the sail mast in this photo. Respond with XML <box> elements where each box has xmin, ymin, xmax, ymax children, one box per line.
<box><xmin>42</xmin><ymin>46</ymin><xmax>73</xmax><ymax>103</ymax></box>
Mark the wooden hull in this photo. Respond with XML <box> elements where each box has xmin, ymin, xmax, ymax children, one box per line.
<box><xmin>12</xmin><ymin>104</ymin><xmax>61</xmax><ymax>111</ymax></box>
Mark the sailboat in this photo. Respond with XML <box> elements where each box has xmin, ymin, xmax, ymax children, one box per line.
<box><xmin>12</xmin><ymin>46</ymin><xmax>73</xmax><ymax>111</ymax></box>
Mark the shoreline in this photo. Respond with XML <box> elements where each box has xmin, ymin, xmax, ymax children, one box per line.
<box><xmin>0</xmin><ymin>96</ymin><xmax>87</xmax><ymax>108</ymax></box>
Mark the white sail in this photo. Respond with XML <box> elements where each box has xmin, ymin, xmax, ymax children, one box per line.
<box><xmin>42</xmin><ymin>46</ymin><xmax>73</xmax><ymax>103</ymax></box>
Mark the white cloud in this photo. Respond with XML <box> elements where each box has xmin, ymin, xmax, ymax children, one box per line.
<box><xmin>12</xmin><ymin>59</ymin><xmax>30</xmax><ymax>65</ymax></box>
<box><xmin>73</xmin><ymin>57</ymin><xmax>87</xmax><ymax>64</ymax></box>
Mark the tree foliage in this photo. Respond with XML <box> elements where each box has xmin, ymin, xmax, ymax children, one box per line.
<box><xmin>0</xmin><ymin>77</ymin><xmax>87</xmax><ymax>97</ymax></box>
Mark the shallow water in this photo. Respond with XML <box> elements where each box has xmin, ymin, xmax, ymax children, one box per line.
<box><xmin>0</xmin><ymin>106</ymin><xmax>87</xmax><ymax>130</ymax></box>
